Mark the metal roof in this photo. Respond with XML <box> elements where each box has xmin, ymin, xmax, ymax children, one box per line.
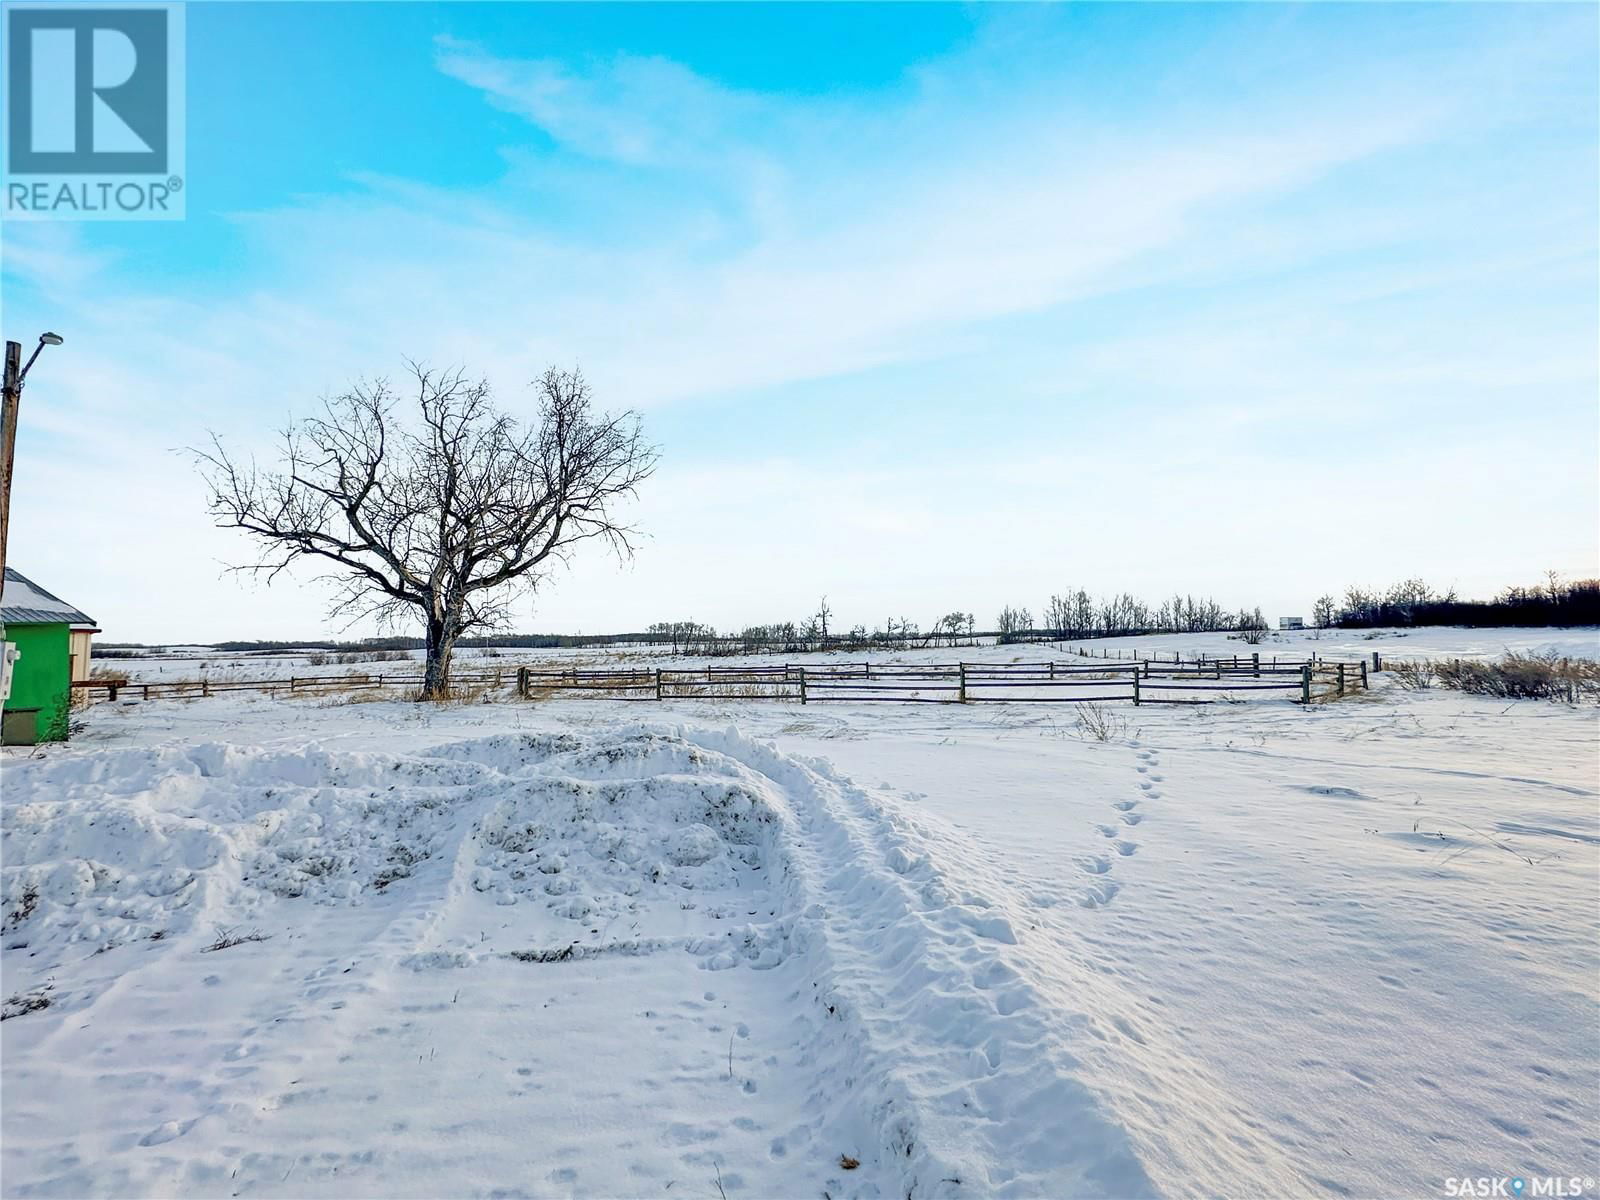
<box><xmin>1</xmin><ymin>568</ymin><xmax>97</xmax><ymax>628</ymax></box>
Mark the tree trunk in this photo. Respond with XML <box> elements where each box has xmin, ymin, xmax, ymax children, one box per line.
<box><xmin>422</xmin><ymin>605</ymin><xmax>460</xmax><ymax>700</ymax></box>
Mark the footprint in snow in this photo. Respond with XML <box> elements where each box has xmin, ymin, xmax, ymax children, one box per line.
<box><xmin>1112</xmin><ymin>799</ymin><xmax>1138</xmax><ymax>811</ymax></box>
<box><xmin>1120</xmin><ymin>812</ymin><xmax>1144</xmax><ymax>826</ymax></box>
<box><xmin>139</xmin><ymin>1118</ymin><xmax>196</xmax><ymax>1147</ymax></box>
<box><xmin>1078</xmin><ymin>880</ymin><xmax>1121</xmax><ymax>909</ymax></box>
<box><xmin>1095</xmin><ymin>824</ymin><xmax>1119</xmax><ymax>839</ymax></box>
<box><xmin>955</xmin><ymin>908</ymin><xmax>1018</xmax><ymax>944</ymax></box>
<box><xmin>1113</xmin><ymin>840</ymin><xmax>1138</xmax><ymax>856</ymax></box>
<box><xmin>1077</xmin><ymin>855</ymin><xmax>1112</xmax><ymax>875</ymax></box>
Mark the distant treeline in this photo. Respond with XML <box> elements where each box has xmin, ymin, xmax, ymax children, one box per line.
<box><xmin>95</xmin><ymin>632</ymin><xmax>630</xmax><ymax>655</ymax></box>
<box><xmin>640</xmin><ymin>592</ymin><xmax>1267</xmax><ymax>654</ymax></box>
<box><xmin>91</xmin><ymin>576</ymin><xmax>1596</xmax><ymax>659</ymax></box>
<box><xmin>1314</xmin><ymin>577</ymin><xmax>1599</xmax><ymax>629</ymax></box>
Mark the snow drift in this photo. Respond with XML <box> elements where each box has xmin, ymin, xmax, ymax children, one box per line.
<box><xmin>1</xmin><ymin>724</ymin><xmax>1189</xmax><ymax>1197</ymax></box>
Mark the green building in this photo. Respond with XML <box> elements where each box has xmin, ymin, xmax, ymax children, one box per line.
<box><xmin>1</xmin><ymin>568</ymin><xmax>99</xmax><ymax>745</ymax></box>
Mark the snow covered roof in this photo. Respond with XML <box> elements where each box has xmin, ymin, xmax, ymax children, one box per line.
<box><xmin>1</xmin><ymin>568</ymin><xmax>97</xmax><ymax>628</ymax></box>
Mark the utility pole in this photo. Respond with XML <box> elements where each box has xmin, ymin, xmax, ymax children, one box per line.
<box><xmin>0</xmin><ymin>332</ymin><xmax>63</xmax><ymax>587</ymax></box>
<box><xmin>0</xmin><ymin>339</ymin><xmax>21</xmax><ymax>587</ymax></box>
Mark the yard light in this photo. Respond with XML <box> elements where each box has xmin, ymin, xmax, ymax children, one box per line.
<box><xmin>18</xmin><ymin>332</ymin><xmax>64</xmax><ymax>385</ymax></box>
<box><xmin>1</xmin><ymin>329</ymin><xmax>67</xmax><ymax>590</ymax></box>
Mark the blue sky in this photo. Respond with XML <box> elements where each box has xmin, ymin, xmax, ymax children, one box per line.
<box><xmin>3</xmin><ymin>2</ymin><xmax>1596</xmax><ymax>641</ymax></box>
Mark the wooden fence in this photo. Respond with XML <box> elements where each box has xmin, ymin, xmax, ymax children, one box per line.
<box><xmin>516</xmin><ymin>656</ymin><xmax>1372</xmax><ymax>706</ymax></box>
<box><xmin>72</xmin><ymin>653</ymin><xmax>1374</xmax><ymax>708</ymax></box>
<box><xmin>71</xmin><ymin>668</ymin><xmax>512</xmax><ymax>702</ymax></box>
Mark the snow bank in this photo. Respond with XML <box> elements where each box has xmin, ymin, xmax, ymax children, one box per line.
<box><xmin>2</xmin><ymin>722</ymin><xmax>1205</xmax><ymax>1196</ymax></box>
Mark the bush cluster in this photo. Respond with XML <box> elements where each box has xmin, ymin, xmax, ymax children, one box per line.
<box><xmin>1431</xmin><ymin>652</ymin><xmax>1599</xmax><ymax>703</ymax></box>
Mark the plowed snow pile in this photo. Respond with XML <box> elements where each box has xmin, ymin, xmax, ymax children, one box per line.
<box><xmin>2</xmin><ymin>726</ymin><xmax>1198</xmax><ymax>1198</ymax></box>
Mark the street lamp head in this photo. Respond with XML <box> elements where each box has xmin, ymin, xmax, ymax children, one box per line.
<box><xmin>11</xmin><ymin>331</ymin><xmax>64</xmax><ymax>387</ymax></box>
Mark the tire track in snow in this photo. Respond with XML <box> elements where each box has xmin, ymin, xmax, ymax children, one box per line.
<box><xmin>708</xmin><ymin>729</ymin><xmax>1323</xmax><ymax>1199</ymax></box>
<box><xmin>700</xmin><ymin>727</ymin><xmax>1161</xmax><ymax>1198</ymax></box>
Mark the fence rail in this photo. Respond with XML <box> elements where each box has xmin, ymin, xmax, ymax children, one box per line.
<box><xmin>72</xmin><ymin>669</ymin><xmax>513</xmax><ymax>702</ymax></box>
<box><xmin>72</xmin><ymin>652</ymin><xmax>1374</xmax><ymax>708</ymax></box>
<box><xmin>517</xmin><ymin>655</ymin><xmax>1371</xmax><ymax>706</ymax></box>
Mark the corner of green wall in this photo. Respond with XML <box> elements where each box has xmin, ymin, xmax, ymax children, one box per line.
<box><xmin>4</xmin><ymin>622</ymin><xmax>71</xmax><ymax>742</ymax></box>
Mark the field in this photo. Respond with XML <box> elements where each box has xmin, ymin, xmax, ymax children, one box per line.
<box><xmin>3</xmin><ymin>628</ymin><xmax>1597</xmax><ymax>1198</ymax></box>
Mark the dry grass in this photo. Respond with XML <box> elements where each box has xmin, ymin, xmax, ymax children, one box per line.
<box><xmin>330</xmin><ymin>686</ymin><xmax>414</xmax><ymax>706</ymax></box>
<box><xmin>4</xmin><ymin>886</ymin><xmax>39</xmax><ymax>932</ymax></box>
<box><xmin>1391</xmin><ymin>660</ymin><xmax>1436</xmax><ymax>690</ymax></box>
<box><xmin>1074</xmin><ymin>702</ymin><xmax>1128</xmax><ymax>742</ymax></box>
<box><xmin>202</xmin><ymin>927</ymin><xmax>271</xmax><ymax>953</ymax></box>
<box><xmin>1</xmin><ymin>984</ymin><xmax>53</xmax><ymax>1021</ymax></box>
<box><xmin>278</xmin><ymin>677</ymin><xmax>405</xmax><ymax>704</ymax></box>
<box><xmin>430</xmin><ymin>679</ymin><xmax>516</xmax><ymax>706</ymax></box>
<box><xmin>1434</xmin><ymin>652</ymin><xmax>1600</xmax><ymax>704</ymax></box>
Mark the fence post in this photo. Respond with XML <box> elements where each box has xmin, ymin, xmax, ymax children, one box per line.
<box><xmin>1300</xmin><ymin>664</ymin><xmax>1311</xmax><ymax>703</ymax></box>
<box><xmin>1337</xmin><ymin>663</ymin><xmax>1346</xmax><ymax>695</ymax></box>
<box><xmin>1252</xmin><ymin>652</ymin><xmax>1260</xmax><ymax>678</ymax></box>
<box><xmin>1372</xmin><ymin>651</ymin><xmax>1381</xmax><ymax>672</ymax></box>
<box><xmin>203</xmin><ymin>678</ymin><xmax>211</xmax><ymax>698</ymax></box>
<box><xmin>958</xmin><ymin>663</ymin><xmax>967</xmax><ymax>703</ymax></box>
<box><xmin>655</xmin><ymin>668</ymin><xmax>663</xmax><ymax>701</ymax></box>
<box><xmin>290</xmin><ymin>676</ymin><xmax>297</xmax><ymax>691</ymax></box>
<box><xmin>1132</xmin><ymin>670</ymin><xmax>1140</xmax><ymax>706</ymax></box>
<box><xmin>1359</xmin><ymin>661</ymin><xmax>1368</xmax><ymax>691</ymax></box>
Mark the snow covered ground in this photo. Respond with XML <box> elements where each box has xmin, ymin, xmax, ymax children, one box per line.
<box><xmin>5</xmin><ymin>632</ymin><xmax>1598</xmax><ymax>1198</ymax></box>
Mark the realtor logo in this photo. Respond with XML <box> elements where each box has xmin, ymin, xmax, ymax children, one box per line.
<box><xmin>3</xmin><ymin>3</ymin><xmax>185</xmax><ymax>219</ymax></box>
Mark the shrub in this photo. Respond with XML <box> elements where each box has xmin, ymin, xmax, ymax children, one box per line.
<box><xmin>1391</xmin><ymin>660</ymin><xmax>1435</xmax><ymax>690</ymax></box>
<box><xmin>1433</xmin><ymin>652</ymin><xmax>1599</xmax><ymax>703</ymax></box>
<box><xmin>1074</xmin><ymin>702</ymin><xmax>1127</xmax><ymax>742</ymax></box>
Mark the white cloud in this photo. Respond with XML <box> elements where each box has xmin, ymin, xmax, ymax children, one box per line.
<box><xmin>2</xmin><ymin>12</ymin><xmax>1594</xmax><ymax>640</ymax></box>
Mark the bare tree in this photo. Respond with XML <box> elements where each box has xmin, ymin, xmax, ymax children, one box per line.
<box><xmin>932</xmin><ymin>611</ymin><xmax>968</xmax><ymax>646</ymax></box>
<box><xmin>813</xmin><ymin>596</ymin><xmax>832</xmax><ymax>643</ymax></box>
<box><xmin>996</xmin><ymin>605</ymin><xmax>1033</xmax><ymax>639</ymax></box>
<box><xmin>196</xmin><ymin>363</ymin><xmax>656</xmax><ymax>698</ymax></box>
<box><xmin>1044</xmin><ymin>593</ymin><xmax>1072</xmax><ymax>639</ymax></box>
